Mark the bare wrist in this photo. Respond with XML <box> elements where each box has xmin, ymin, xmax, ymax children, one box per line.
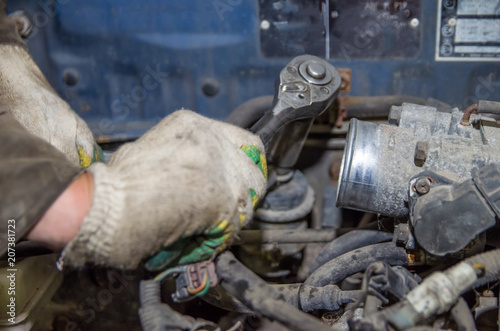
<box><xmin>26</xmin><ymin>172</ymin><xmax>94</xmax><ymax>250</ymax></box>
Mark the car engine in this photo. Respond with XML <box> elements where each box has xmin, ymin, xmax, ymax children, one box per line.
<box><xmin>3</xmin><ymin>0</ymin><xmax>500</xmax><ymax>330</ymax></box>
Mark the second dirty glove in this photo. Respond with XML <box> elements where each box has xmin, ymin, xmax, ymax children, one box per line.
<box><xmin>0</xmin><ymin>44</ymin><xmax>102</xmax><ymax>167</ymax></box>
<box><xmin>59</xmin><ymin>110</ymin><xmax>267</xmax><ymax>269</ymax></box>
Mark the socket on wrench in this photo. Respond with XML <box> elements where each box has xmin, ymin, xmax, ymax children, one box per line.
<box><xmin>251</xmin><ymin>55</ymin><xmax>341</xmax><ymax>169</ymax></box>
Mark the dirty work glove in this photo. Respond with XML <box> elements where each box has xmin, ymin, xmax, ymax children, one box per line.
<box><xmin>0</xmin><ymin>44</ymin><xmax>103</xmax><ymax>166</ymax></box>
<box><xmin>59</xmin><ymin>110</ymin><xmax>267</xmax><ymax>269</ymax></box>
<box><xmin>145</xmin><ymin>142</ymin><xmax>266</xmax><ymax>271</ymax></box>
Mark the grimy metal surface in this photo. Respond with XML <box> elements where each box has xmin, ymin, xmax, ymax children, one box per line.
<box><xmin>337</xmin><ymin>103</ymin><xmax>500</xmax><ymax>217</ymax></box>
<box><xmin>6</xmin><ymin>0</ymin><xmax>500</xmax><ymax>141</ymax></box>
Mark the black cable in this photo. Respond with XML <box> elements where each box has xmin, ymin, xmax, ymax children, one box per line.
<box><xmin>309</xmin><ymin>230</ymin><xmax>393</xmax><ymax>274</ymax></box>
<box><xmin>225</xmin><ymin>95</ymin><xmax>273</xmax><ymax>128</ymax></box>
<box><xmin>305</xmin><ymin>242</ymin><xmax>408</xmax><ymax>287</ymax></box>
<box><xmin>139</xmin><ymin>280</ymin><xmax>215</xmax><ymax>331</ymax></box>
<box><xmin>215</xmin><ymin>252</ymin><xmax>336</xmax><ymax>331</ymax></box>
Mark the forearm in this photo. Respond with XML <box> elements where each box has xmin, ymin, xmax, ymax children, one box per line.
<box><xmin>26</xmin><ymin>172</ymin><xmax>94</xmax><ymax>250</ymax></box>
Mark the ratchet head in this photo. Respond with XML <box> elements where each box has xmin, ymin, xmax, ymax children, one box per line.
<box><xmin>251</xmin><ymin>55</ymin><xmax>341</xmax><ymax>168</ymax></box>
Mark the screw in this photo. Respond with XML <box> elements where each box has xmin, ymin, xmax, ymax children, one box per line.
<box><xmin>414</xmin><ymin>177</ymin><xmax>432</xmax><ymax>195</ymax></box>
<box><xmin>410</xmin><ymin>18</ymin><xmax>419</xmax><ymax>28</ymax></box>
<box><xmin>444</xmin><ymin>0</ymin><xmax>455</xmax><ymax>9</ymax></box>
<box><xmin>260</xmin><ymin>20</ymin><xmax>271</xmax><ymax>30</ymax></box>
<box><xmin>320</xmin><ymin>87</ymin><xmax>330</xmax><ymax>94</ymax></box>
<box><xmin>306</xmin><ymin>62</ymin><xmax>326</xmax><ymax>79</ymax></box>
<box><xmin>440</xmin><ymin>43</ymin><xmax>453</xmax><ymax>56</ymax></box>
<box><xmin>441</xmin><ymin>24</ymin><xmax>454</xmax><ymax>37</ymax></box>
<box><xmin>287</xmin><ymin>67</ymin><xmax>297</xmax><ymax>73</ymax></box>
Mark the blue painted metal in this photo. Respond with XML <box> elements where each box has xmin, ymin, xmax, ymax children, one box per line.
<box><xmin>6</xmin><ymin>0</ymin><xmax>500</xmax><ymax>141</ymax></box>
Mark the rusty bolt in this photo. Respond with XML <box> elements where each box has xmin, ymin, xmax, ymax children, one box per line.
<box><xmin>413</xmin><ymin>177</ymin><xmax>432</xmax><ymax>195</ymax></box>
<box><xmin>406</xmin><ymin>249</ymin><xmax>426</xmax><ymax>266</ymax></box>
<box><xmin>414</xmin><ymin>141</ymin><xmax>429</xmax><ymax>167</ymax></box>
<box><xmin>336</xmin><ymin>68</ymin><xmax>352</xmax><ymax>94</ymax></box>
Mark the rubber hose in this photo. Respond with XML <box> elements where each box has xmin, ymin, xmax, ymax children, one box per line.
<box><xmin>305</xmin><ymin>242</ymin><xmax>408</xmax><ymax>287</ymax></box>
<box><xmin>464</xmin><ymin>248</ymin><xmax>500</xmax><ymax>288</ymax></box>
<box><xmin>215</xmin><ymin>252</ymin><xmax>335</xmax><ymax>331</ymax></box>
<box><xmin>343</xmin><ymin>95</ymin><xmax>428</xmax><ymax>119</ymax></box>
<box><xmin>225</xmin><ymin>95</ymin><xmax>274</xmax><ymax>128</ymax></box>
<box><xmin>139</xmin><ymin>280</ymin><xmax>214</xmax><ymax>331</ymax></box>
<box><xmin>203</xmin><ymin>283</ymin><xmax>358</xmax><ymax>313</ymax></box>
<box><xmin>139</xmin><ymin>279</ymin><xmax>161</xmax><ymax>307</ymax></box>
<box><xmin>366</xmin><ymin>249</ymin><xmax>500</xmax><ymax>330</ymax></box>
<box><xmin>478</xmin><ymin>100</ymin><xmax>500</xmax><ymax>114</ymax></box>
<box><xmin>225</xmin><ymin>95</ymin><xmax>451</xmax><ymax>129</ymax></box>
<box><xmin>450</xmin><ymin>297</ymin><xmax>476</xmax><ymax>331</ymax></box>
<box><xmin>203</xmin><ymin>286</ymin><xmax>252</xmax><ymax>313</ymax></box>
<box><xmin>273</xmin><ymin>284</ymin><xmax>359</xmax><ymax>312</ymax></box>
<box><xmin>309</xmin><ymin>230</ymin><xmax>393</xmax><ymax>274</ymax></box>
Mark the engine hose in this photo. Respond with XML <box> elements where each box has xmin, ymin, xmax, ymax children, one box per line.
<box><xmin>203</xmin><ymin>286</ymin><xmax>252</xmax><ymax>313</ymax></box>
<box><xmin>450</xmin><ymin>297</ymin><xmax>476</xmax><ymax>331</ymax></box>
<box><xmin>225</xmin><ymin>95</ymin><xmax>454</xmax><ymax>130</ymax></box>
<box><xmin>464</xmin><ymin>248</ymin><xmax>500</xmax><ymax>288</ymax></box>
<box><xmin>203</xmin><ymin>283</ymin><xmax>359</xmax><ymax>313</ymax></box>
<box><xmin>358</xmin><ymin>249</ymin><xmax>500</xmax><ymax>331</ymax></box>
<box><xmin>342</xmin><ymin>95</ymin><xmax>428</xmax><ymax>119</ymax></box>
<box><xmin>309</xmin><ymin>230</ymin><xmax>393</xmax><ymax>274</ymax></box>
<box><xmin>215</xmin><ymin>252</ymin><xmax>335</xmax><ymax>331</ymax></box>
<box><xmin>139</xmin><ymin>280</ymin><xmax>215</xmax><ymax>331</ymax></box>
<box><xmin>225</xmin><ymin>95</ymin><xmax>274</xmax><ymax>128</ymax></box>
<box><xmin>273</xmin><ymin>284</ymin><xmax>360</xmax><ymax>312</ymax></box>
<box><xmin>305</xmin><ymin>242</ymin><xmax>408</xmax><ymax>287</ymax></box>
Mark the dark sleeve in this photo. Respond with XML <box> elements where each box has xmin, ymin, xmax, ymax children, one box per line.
<box><xmin>0</xmin><ymin>112</ymin><xmax>82</xmax><ymax>257</ymax></box>
<box><xmin>0</xmin><ymin>0</ymin><xmax>27</xmax><ymax>49</ymax></box>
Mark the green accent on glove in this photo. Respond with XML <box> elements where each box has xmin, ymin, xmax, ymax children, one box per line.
<box><xmin>146</xmin><ymin>145</ymin><xmax>267</xmax><ymax>271</ymax></box>
<box><xmin>93</xmin><ymin>142</ymin><xmax>105</xmax><ymax>163</ymax></box>
<box><xmin>145</xmin><ymin>220</ymin><xmax>231</xmax><ymax>271</ymax></box>
<box><xmin>144</xmin><ymin>241</ymin><xmax>185</xmax><ymax>271</ymax></box>
<box><xmin>240</xmin><ymin>144</ymin><xmax>267</xmax><ymax>179</ymax></box>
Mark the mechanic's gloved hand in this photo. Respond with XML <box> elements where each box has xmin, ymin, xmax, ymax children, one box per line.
<box><xmin>0</xmin><ymin>44</ymin><xmax>102</xmax><ymax>166</ymax></box>
<box><xmin>59</xmin><ymin>110</ymin><xmax>267</xmax><ymax>269</ymax></box>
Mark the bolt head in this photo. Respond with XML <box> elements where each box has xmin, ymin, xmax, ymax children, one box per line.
<box><xmin>388</xmin><ymin>107</ymin><xmax>402</xmax><ymax>125</ymax></box>
<box><xmin>414</xmin><ymin>141</ymin><xmax>429</xmax><ymax>167</ymax></box>
<box><xmin>414</xmin><ymin>177</ymin><xmax>432</xmax><ymax>195</ymax></box>
<box><xmin>260</xmin><ymin>20</ymin><xmax>271</xmax><ymax>30</ymax></box>
<box><xmin>306</xmin><ymin>62</ymin><xmax>326</xmax><ymax>79</ymax></box>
